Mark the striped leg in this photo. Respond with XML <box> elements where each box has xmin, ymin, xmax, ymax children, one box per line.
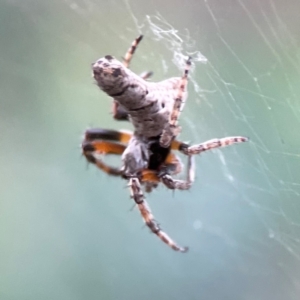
<box><xmin>84</xmin><ymin>128</ymin><xmax>132</xmax><ymax>144</ymax></box>
<box><xmin>160</xmin><ymin>57</ymin><xmax>192</xmax><ymax>148</ymax></box>
<box><xmin>82</xmin><ymin>140</ymin><xmax>125</xmax><ymax>177</ymax></box>
<box><xmin>122</xmin><ymin>35</ymin><xmax>143</xmax><ymax>68</ymax></box>
<box><xmin>181</xmin><ymin>136</ymin><xmax>249</xmax><ymax>155</ymax></box>
<box><xmin>139</xmin><ymin>71</ymin><xmax>153</xmax><ymax>80</ymax></box>
<box><xmin>160</xmin><ymin>155</ymin><xmax>195</xmax><ymax>190</ymax></box>
<box><xmin>129</xmin><ymin>177</ymin><xmax>188</xmax><ymax>253</ymax></box>
<box><xmin>82</xmin><ymin>128</ymin><xmax>133</xmax><ymax>177</ymax></box>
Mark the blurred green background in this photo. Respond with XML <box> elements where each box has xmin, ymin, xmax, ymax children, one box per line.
<box><xmin>1</xmin><ymin>0</ymin><xmax>300</xmax><ymax>299</ymax></box>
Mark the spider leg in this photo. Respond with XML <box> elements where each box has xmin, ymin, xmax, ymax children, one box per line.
<box><xmin>160</xmin><ymin>155</ymin><xmax>195</xmax><ymax>190</ymax></box>
<box><xmin>139</xmin><ymin>150</ymin><xmax>184</xmax><ymax>190</ymax></box>
<box><xmin>160</xmin><ymin>57</ymin><xmax>192</xmax><ymax>148</ymax></box>
<box><xmin>179</xmin><ymin>136</ymin><xmax>249</xmax><ymax>155</ymax></box>
<box><xmin>122</xmin><ymin>34</ymin><xmax>143</xmax><ymax>68</ymax></box>
<box><xmin>144</xmin><ymin>181</ymin><xmax>159</xmax><ymax>193</ymax></box>
<box><xmin>82</xmin><ymin>140</ymin><xmax>125</xmax><ymax>176</ymax></box>
<box><xmin>82</xmin><ymin>128</ymin><xmax>132</xmax><ymax>177</ymax></box>
<box><xmin>164</xmin><ymin>151</ymin><xmax>184</xmax><ymax>175</ymax></box>
<box><xmin>140</xmin><ymin>150</ymin><xmax>194</xmax><ymax>191</ymax></box>
<box><xmin>140</xmin><ymin>71</ymin><xmax>153</xmax><ymax>80</ymax></box>
<box><xmin>84</xmin><ymin>128</ymin><xmax>132</xmax><ymax>144</ymax></box>
<box><xmin>129</xmin><ymin>177</ymin><xmax>188</xmax><ymax>253</ymax></box>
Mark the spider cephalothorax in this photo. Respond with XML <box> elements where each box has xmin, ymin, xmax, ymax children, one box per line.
<box><xmin>82</xmin><ymin>35</ymin><xmax>248</xmax><ymax>252</ymax></box>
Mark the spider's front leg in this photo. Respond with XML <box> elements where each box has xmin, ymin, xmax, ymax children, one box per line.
<box><xmin>82</xmin><ymin>128</ymin><xmax>132</xmax><ymax>177</ymax></box>
<box><xmin>129</xmin><ymin>177</ymin><xmax>188</xmax><ymax>253</ymax></box>
<box><xmin>122</xmin><ymin>34</ymin><xmax>143</xmax><ymax>68</ymax></box>
<box><xmin>180</xmin><ymin>136</ymin><xmax>249</xmax><ymax>156</ymax></box>
<box><xmin>82</xmin><ymin>140</ymin><xmax>124</xmax><ymax>177</ymax></box>
<box><xmin>160</xmin><ymin>57</ymin><xmax>192</xmax><ymax>148</ymax></box>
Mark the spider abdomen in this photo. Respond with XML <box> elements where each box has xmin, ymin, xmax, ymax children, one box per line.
<box><xmin>93</xmin><ymin>56</ymin><xmax>187</xmax><ymax>138</ymax></box>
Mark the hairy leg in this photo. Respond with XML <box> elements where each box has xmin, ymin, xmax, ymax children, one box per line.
<box><xmin>180</xmin><ymin>136</ymin><xmax>249</xmax><ymax>155</ymax></box>
<box><xmin>82</xmin><ymin>140</ymin><xmax>125</xmax><ymax>176</ymax></box>
<box><xmin>122</xmin><ymin>35</ymin><xmax>143</xmax><ymax>68</ymax></box>
<box><xmin>160</xmin><ymin>155</ymin><xmax>195</xmax><ymax>190</ymax></box>
<box><xmin>129</xmin><ymin>177</ymin><xmax>188</xmax><ymax>252</ymax></box>
<box><xmin>160</xmin><ymin>57</ymin><xmax>192</xmax><ymax>148</ymax></box>
<box><xmin>82</xmin><ymin>128</ymin><xmax>132</xmax><ymax>177</ymax></box>
<box><xmin>84</xmin><ymin>128</ymin><xmax>132</xmax><ymax>144</ymax></box>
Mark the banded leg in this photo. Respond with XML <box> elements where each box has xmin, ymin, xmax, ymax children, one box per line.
<box><xmin>140</xmin><ymin>149</ymin><xmax>194</xmax><ymax>190</ymax></box>
<box><xmin>163</xmin><ymin>152</ymin><xmax>183</xmax><ymax>175</ymax></box>
<box><xmin>160</xmin><ymin>57</ymin><xmax>192</xmax><ymax>148</ymax></box>
<box><xmin>82</xmin><ymin>128</ymin><xmax>132</xmax><ymax>177</ymax></box>
<box><xmin>181</xmin><ymin>136</ymin><xmax>249</xmax><ymax>155</ymax></box>
<box><xmin>160</xmin><ymin>155</ymin><xmax>195</xmax><ymax>190</ymax></box>
<box><xmin>82</xmin><ymin>140</ymin><xmax>125</xmax><ymax>176</ymax></box>
<box><xmin>140</xmin><ymin>71</ymin><xmax>153</xmax><ymax>80</ymax></box>
<box><xmin>122</xmin><ymin>35</ymin><xmax>143</xmax><ymax>68</ymax></box>
<box><xmin>129</xmin><ymin>177</ymin><xmax>188</xmax><ymax>253</ymax></box>
<box><xmin>84</xmin><ymin>128</ymin><xmax>132</xmax><ymax>144</ymax></box>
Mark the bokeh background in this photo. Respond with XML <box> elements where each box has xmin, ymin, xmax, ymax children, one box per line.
<box><xmin>1</xmin><ymin>1</ymin><xmax>300</xmax><ymax>299</ymax></box>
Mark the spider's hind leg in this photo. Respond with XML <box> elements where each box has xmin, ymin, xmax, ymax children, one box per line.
<box><xmin>129</xmin><ymin>177</ymin><xmax>188</xmax><ymax>253</ymax></box>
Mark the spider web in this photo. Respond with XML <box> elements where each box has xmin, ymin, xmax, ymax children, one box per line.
<box><xmin>2</xmin><ymin>0</ymin><xmax>299</xmax><ymax>299</ymax></box>
<box><xmin>122</xmin><ymin>0</ymin><xmax>300</xmax><ymax>293</ymax></box>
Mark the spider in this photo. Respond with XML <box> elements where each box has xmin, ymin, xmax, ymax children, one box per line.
<box><xmin>82</xmin><ymin>35</ymin><xmax>248</xmax><ymax>252</ymax></box>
